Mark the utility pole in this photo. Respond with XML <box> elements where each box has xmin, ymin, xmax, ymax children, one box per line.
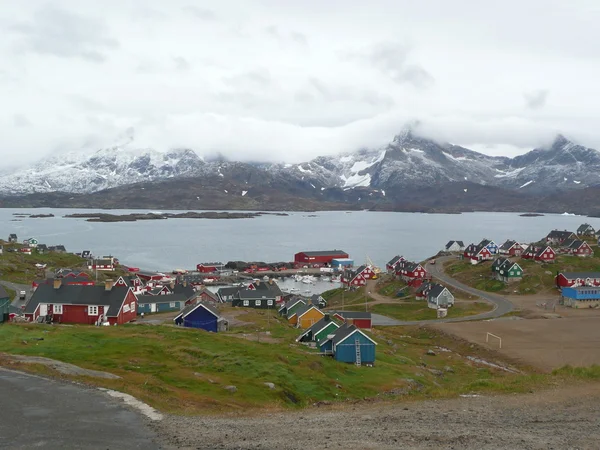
<box><xmin>342</xmin><ymin>288</ymin><xmax>345</xmax><ymax>312</ymax></box>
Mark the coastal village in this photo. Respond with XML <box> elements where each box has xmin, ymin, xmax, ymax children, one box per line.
<box><xmin>3</xmin><ymin>220</ymin><xmax>600</xmax><ymax>413</ymax></box>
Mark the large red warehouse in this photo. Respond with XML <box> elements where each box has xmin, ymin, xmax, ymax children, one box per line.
<box><xmin>294</xmin><ymin>250</ymin><xmax>349</xmax><ymax>265</ymax></box>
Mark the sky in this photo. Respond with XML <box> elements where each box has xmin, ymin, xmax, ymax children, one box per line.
<box><xmin>2</xmin><ymin>0</ymin><xmax>600</xmax><ymax>165</ymax></box>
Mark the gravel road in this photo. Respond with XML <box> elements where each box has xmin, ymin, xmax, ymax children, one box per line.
<box><xmin>156</xmin><ymin>383</ymin><xmax>600</xmax><ymax>449</ymax></box>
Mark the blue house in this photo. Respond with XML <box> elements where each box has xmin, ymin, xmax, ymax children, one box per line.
<box><xmin>137</xmin><ymin>293</ymin><xmax>187</xmax><ymax>314</ymax></box>
<box><xmin>318</xmin><ymin>324</ymin><xmax>377</xmax><ymax>365</ymax></box>
<box><xmin>479</xmin><ymin>239</ymin><xmax>499</xmax><ymax>255</ymax></box>
<box><xmin>561</xmin><ymin>286</ymin><xmax>600</xmax><ymax>308</ymax></box>
<box><xmin>174</xmin><ymin>302</ymin><xmax>227</xmax><ymax>332</ymax></box>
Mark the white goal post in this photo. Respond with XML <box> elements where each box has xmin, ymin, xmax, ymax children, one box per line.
<box><xmin>486</xmin><ymin>332</ymin><xmax>502</xmax><ymax>349</ymax></box>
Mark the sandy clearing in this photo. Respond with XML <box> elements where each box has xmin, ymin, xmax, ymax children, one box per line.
<box><xmin>433</xmin><ymin>316</ymin><xmax>600</xmax><ymax>371</ymax></box>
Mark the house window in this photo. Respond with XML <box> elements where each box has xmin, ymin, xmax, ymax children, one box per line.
<box><xmin>170</xmin><ymin>302</ymin><xmax>176</xmax><ymax>308</ymax></box>
<box><xmin>53</xmin><ymin>304</ymin><xmax>63</xmax><ymax>314</ymax></box>
<box><xmin>88</xmin><ymin>306</ymin><xmax>98</xmax><ymax>316</ymax></box>
<box><xmin>123</xmin><ymin>304</ymin><xmax>130</xmax><ymax>313</ymax></box>
<box><xmin>243</xmin><ymin>300</ymin><xmax>249</xmax><ymax>306</ymax></box>
<box><xmin>267</xmin><ymin>300</ymin><xmax>273</xmax><ymax>306</ymax></box>
<box><xmin>130</xmin><ymin>302</ymin><xmax>136</xmax><ymax>311</ymax></box>
<box><xmin>256</xmin><ymin>300</ymin><xmax>261</xmax><ymax>306</ymax></box>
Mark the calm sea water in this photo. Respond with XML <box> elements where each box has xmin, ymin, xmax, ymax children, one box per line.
<box><xmin>1</xmin><ymin>209</ymin><xmax>592</xmax><ymax>272</ymax></box>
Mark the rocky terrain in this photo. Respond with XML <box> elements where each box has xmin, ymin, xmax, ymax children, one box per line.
<box><xmin>155</xmin><ymin>383</ymin><xmax>600</xmax><ymax>449</ymax></box>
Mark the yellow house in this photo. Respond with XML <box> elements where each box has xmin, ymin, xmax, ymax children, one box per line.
<box><xmin>289</xmin><ymin>305</ymin><xmax>325</xmax><ymax>329</ymax></box>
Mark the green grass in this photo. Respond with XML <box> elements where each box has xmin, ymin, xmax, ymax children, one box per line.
<box><xmin>2</xmin><ymin>317</ymin><xmax>600</xmax><ymax>415</ymax></box>
<box><xmin>321</xmin><ymin>287</ymin><xmax>373</xmax><ymax>307</ymax></box>
<box><xmin>346</xmin><ymin>301</ymin><xmax>492</xmax><ymax>321</ymax></box>
<box><xmin>377</xmin><ymin>280</ymin><xmax>408</xmax><ymax>297</ymax></box>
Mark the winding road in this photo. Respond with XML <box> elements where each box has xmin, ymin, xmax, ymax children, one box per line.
<box><xmin>370</xmin><ymin>256</ymin><xmax>514</xmax><ymax>326</ymax></box>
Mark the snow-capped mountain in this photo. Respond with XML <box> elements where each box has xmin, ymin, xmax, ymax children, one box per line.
<box><xmin>1</xmin><ymin>128</ymin><xmax>600</xmax><ymax>197</ymax></box>
<box><xmin>0</xmin><ymin>146</ymin><xmax>206</xmax><ymax>194</ymax></box>
<box><xmin>493</xmin><ymin>135</ymin><xmax>600</xmax><ymax>192</ymax></box>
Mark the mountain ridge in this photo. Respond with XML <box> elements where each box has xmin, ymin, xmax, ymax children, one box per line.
<box><xmin>1</xmin><ymin>130</ymin><xmax>600</xmax><ymax>213</ymax></box>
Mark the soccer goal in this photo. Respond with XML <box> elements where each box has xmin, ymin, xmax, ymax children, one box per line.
<box><xmin>486</xmin><ymin>332</ymin><xmax>502</xmax><ymax>349</ymax></box>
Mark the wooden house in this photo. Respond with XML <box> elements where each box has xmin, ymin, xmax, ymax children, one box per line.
<box><xmin>49</xmin><ymin>245</ymin><xmax>67</xmax><ymax>253</ymax></box>
<box><xmin>563</xmin><ymin>239</ymin><xmax>593</xmax><ymax>257</ymax></box>
<box><xmin>354</xmin><ymin>265</ymin><xmax>376</xmax><ymax>280</ymax></box>
<box><xmin>296</xmin><ymin>315</ymin><xmax>340</xmax><ymax>343</ymax></box>
<box><xmin>396</xmin><ymin>261</ymin><xmax>428</xmax><ymax>281</ymax></box>
<box><xmin>341</xmin><ymin>269</ymin><xmax>367</xmax><ymax>288</ymax></box>
<box><xmin>478</xmin><ymin>239</ymin><xmax>498</xmax><ymax>255</ymax></box>
<box><xmin>137</xmin><ymin>293</ymin><xmax>187</xmax><ymax>314</ymax></box>
<box><xmin>546</xmin><ymin>230</ymin><xmax>576</xmax><ymax>245</ymax></box>
<box><xmin>36</xmin><ymin>244</ymin><xmax>48</xmax><ymax>254</ymax></box>
<box><xmin>18</xmin><ymin>247</ymin><xmax>32</xmax><ymax>255</ymax></box>
<box><xmin>577</xmin><ymin>223</ymin><xmax>595</xmax><ymax>237</ymax></box>
<box><xmin>556</xmin><ymin>272</ymin><xmax>600</xmax><ymax>288</ymax></box>
<box><xmin>386</xmin><ymin>255</ymin><xmax>405</xmax><ymax>273</ymax></box>
<box><xmin>332</xmin><ymin>311</ymin><xmax>372</xmax><ymax>329</ymax></box>
<box><xmin>534</xmin><ymin>246</ymin><xmax>556</xmax><ymax>263</ymax></box>
<box><xmin>290</xmin><ymin>304</ymin><xmax>325</xmax><ymax>329</ymax></box>
<box><xmin>174</xmin><ymin>302</ymin><xmax>227</xmax><ymax>332</ymax></box>
<box><xmin>463</xmin><ymin>244</ymin><xmax>492</xmax><ymax>264</ymax></box>
<box><xmin>8</xmin><ymin>233</ymin><xmax>17</xmax><ymax>243</ymax></box>
<box><xmin>24</xmin><ymin>279</ymin><xmax>137</xmax><ymax>325</ymax></box>
<box><xmin>492</xmin><ymin>258</ymin><xmax>523</xmax><ymax>283</ymax></box>
<box><xmin>278</xmin><ymin>297</ymin><xmax>306</xmax><ymax>317</ymax></box>
<box><xmin>89</xmin><ymin>258</ymin><xmax>115</xmax><ymax>271</ymax></box>
<box><xmin>196</xmin><ymin>262</ymin><xmax>224</xmax><ymax>273</ymax></box>
<box><xmin>232</xmin><ymin>288</ymin><xmax>277</xmax><ymax>309</ymax></box>
<box><xmin>499</xmin><ymin>240</ymin><xmax>525</xmax><ymax>256</ymax></box>
<box><xmin>444</xmin><ymin>241</ymin><xmax>465</xmax><ymax>252</ymax></box>
<box><xmin>23</xmin><ymin>238</ymin><xmax>38</xmax><ymax>248</ymax></box>
<box><xmin>217</xmin><ymin>286</ymin><xmax>240</xmax><ymax>303</ymax></box>
<box><xmin>195</xmin><ymin>288</ymin><xmax>220</xmax><ymax>304</ymax></box>
<box><xmin>319</xmin><ymin>324</ymin><xmax>377</xmax><ymax>365</ymax></box>
<box><xmin>426</xmin><ymin>283</ymin><xmax>455</xmax><ymax>309</ymax></box>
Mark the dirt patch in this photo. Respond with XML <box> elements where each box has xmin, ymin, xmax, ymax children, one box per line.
<box><xmin>155</xmin><ymin>383</ymin><xmax>600</xmax><ymax>449</ymax></box>
<box><xmin>3</xmin><ymin>354</ymin><xmax>121</xmax><ymax>379</ymax></box>
<box><xmin>434</xmin><ymin>316</ymin><xmax>600</xmax><ymax>372</ymax></box>
<box><xmin>221</xmin><ymin>308</ymin><xmax>253</xmax><ymax>327</ymax></box>
<box><xmin>226</xmin><ymin>332</ymin><xmax>282</xmax><ymax>344</ymax></box>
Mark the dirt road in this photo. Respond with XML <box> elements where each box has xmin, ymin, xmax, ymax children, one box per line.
<box><xmin>156</xmin><ymin>383</ymin><xmax>600</xmax><ymax>449</ymax></box>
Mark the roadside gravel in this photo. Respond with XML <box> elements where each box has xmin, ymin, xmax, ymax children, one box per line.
<box><xmin>155</xmin><ymin>383</ymin><xmax>600</xmax><ymax>449</ymax></box>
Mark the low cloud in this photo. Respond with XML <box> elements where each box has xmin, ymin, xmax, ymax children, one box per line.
<box><xmin>9</xmin><ymin>5</ymin><xmax>118</xmax><ymax>62</ymax></box>
<box><xmin>523</xmin><ymin>89</ymin><xmax>549</xmax><ymax>109</ymax></box>
<box><xmin>13</xmin><ymin>114</ymin><xmax>32</xmax><ymax>128</ymax></box>
<box><xmin>173</xmin><ymin>56</ymin><xmax>191</xmax><ymax>72</ymax></box>
<box><xmin>344</xmin><ymin>41</ymin><xmax>434</xmax><ymax>89</ymax></box>
<box><xmin>182</xmin><ymin>5</ymin><xmax>217</xmax><ymax>21</ymax></box>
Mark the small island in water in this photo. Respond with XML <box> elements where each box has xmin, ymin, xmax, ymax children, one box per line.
<box><xmin>520</xmin><ymin>213</ymin><xmax>545</xmax><ymax>217</ymax></box>
<box><xmin>63</xmin><ymin>211</ymin><xmax>289</xmax><ymax>222</ymax></box>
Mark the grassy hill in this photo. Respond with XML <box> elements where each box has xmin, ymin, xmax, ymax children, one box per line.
<box><xmin>444</xmin><ymin>250</ymin><xmax>600</xmax><ymax>295</ymax></box>
<box><xmin>0</xmin><ymin>306</ymin><xmax>582</xmax><ymax>415</ymax></box>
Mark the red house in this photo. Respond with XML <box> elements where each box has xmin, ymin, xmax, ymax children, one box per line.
<box><xmin>294</xmin><ymin>250</ymin><xmax>349</xmax><ymax>266</ymax></box>
<box><xmin>24</xmin><ymin>279</ymin><xmax>137</xmax><ymax>325</ymax></box>
<box><xmin>563</xmin><ymin>239</ymin><xmax>593</xmax><ymax>257</ymax></box>
<box><xmin>556</xmin><ymin>272</ymin><xmax>600</xmax><ymax>288</ymax></box>
<box><xmin>463</xmin><ymin>244</ymin><xmax>492</xmax><ymax>264</ymax></box>
<box><xmin>386</xmin><ymin>255</ymin><xmax>405</xmax><ymax>273</ymax></box>
<box><xmin>332</xmin><ymin>311</ymin><xmax>372</xmax><ymax>329</ymax></box>
<box><xmin>534</xmin><ymin>246</ymin><xmax>556</xmax><ymax>262</ymax></box>
<box><xmin>341</xmin><ymin>270</ymin><xmax>366</xmax><ymax>287</ymax></box>
<box><xmin>196</xmin><ymin>262</ymin><xmax>224</xmax><ymax>273</ymax></box>
<box><xmin>499</xmin><ymin>240</ymin><xmax>525</xmax><ymax>257</ymax></box>
<box><xmin>355</xmin><ymin>265</ymin><xmax>376</xmax><ymax>280</ymax></box>
<box><xmin>89</xmin><ymin>258</ymin><xmax>115</xmax><ymax>271</ymax></box>
<box><xmin>137</xmin><ymin>271</ymin><xmax>165</xmax><ymax>282</ymax></box>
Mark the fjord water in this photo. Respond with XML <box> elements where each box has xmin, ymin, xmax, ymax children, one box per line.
<box><xmin>2</xmin><ymin>209</ymin><xmax>592</xmax><ymax>271</ymax></box>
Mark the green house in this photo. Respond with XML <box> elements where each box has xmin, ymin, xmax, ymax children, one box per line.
<box><xmin>296</xmin><ymin>315</ymin><xmax>340</xmax><ymax>343</ymax></box>
<box><xmin>0</xmin><ymin>286</ymin><xmax>10</xmax><ymax>323</ymax></box>
<box><xmin>278</xmin><ymin>298</ymin><xmax>306</xmax><ymax>318</ymax></box>
<box><xmin>493</xmin><ymin>258</ymin><xmax>523</xmax><ymax>283</ymax></box>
